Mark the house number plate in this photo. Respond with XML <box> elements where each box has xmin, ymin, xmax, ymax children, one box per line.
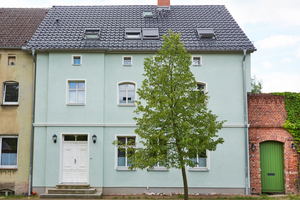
<box><xmin>267</xmin><ymin>173</ymin><xmax>275</xmax><ymax>176</ymax></box>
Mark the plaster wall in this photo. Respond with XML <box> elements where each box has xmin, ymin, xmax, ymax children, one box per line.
<box><xmin>33</xmin><ymin>52</ymin><xmax>251</xmax><ymax>193</ymax></box>
<box><xmin>0</xmin><ymin>50</ymin><xmax>33</xmax><ymax>194</ymax></box>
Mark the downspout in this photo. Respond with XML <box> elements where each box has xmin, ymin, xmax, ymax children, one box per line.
<box><xmin>28</xmin><ymin>49</ymin><xmax>36</xmax><ymax>196</ymax></box>
<box><xmin>242</xmin><ymin>49</ymin><xmax>249</xmax><ymax>195</ymax></box>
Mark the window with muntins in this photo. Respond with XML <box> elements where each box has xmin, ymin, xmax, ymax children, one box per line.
<box><xmin>2</xmin><ymin>82</ymin><xmax>19</xmax><ymax>105</ymax></box>
<box><xmin>189</xmin><ymin>150</ymin><xmax>209</xmax><ymax>171</ymax></box>
<box><xmin>119</xmin><ymin>83</ymin><xmax>135</xmax><ymax>105</ymax></box>
<box><xmin>0</xmin><ymin>137</ymin><xmax>18</xmax><ymax>168</ymax></box>
<box><xmin>123</xmin><ymin>56</ymin><xmax>132</xmax><ymax>66</ymax></box>
<box><xmin>197</xmin><ymin>83</ymin><xmax>205</xmax><ymax>94</ymax></box>
<box><xmin>192</xmin><ymin>56</ymin><xmax>202</xmax><ymax>66</ymax></box>
<box><xmin>190</xmin><ymin>151</ymin><xmax>207</xmax><ymax>168</ymax></box>
<box><xmin>73</xmin><ymin>56</ymin><xmax>82</xmax><ymax>65</ymax></box>
<box><xmin>117</xmin><ymin>136</ymin><xmax>136</xmax><ymax>168</ymax></box>
<box><xmin>68</xmin><ymin>81</ymin><xmax>85</xmax><ymax>105</ymax></box>
<box><xmin>149</xmin><ymin>137</ymin><xmax>168</xmax><ymax>170</ymax></box>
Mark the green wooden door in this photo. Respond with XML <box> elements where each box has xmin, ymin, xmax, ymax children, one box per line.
<box><xmin>260</xmin><ymin>141</ymin><xmax>285</xmax><ymax>193</ymax></box>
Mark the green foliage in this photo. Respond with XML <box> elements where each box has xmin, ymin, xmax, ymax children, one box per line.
<box><xmin>273</xmin><ymin>92</ymin><xmax>300</xmax><ymax>151</ymax></box>
<box><xmin>131</xmin><ymin>30</ymin><xmax>224</xmax><ymax>171</ymax></box>
<box><xmin>251</xmin><ymin>75</ymin><xmax>262</xmax><ymax>94</ymax></box>
<box><xmin>273</xmin><ymin>92</ymin><xmax>300</xmax><ymax>191</ymax></box>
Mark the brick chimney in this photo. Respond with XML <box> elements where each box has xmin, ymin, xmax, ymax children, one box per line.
<box><xmin>158</xmin><ymin>0</ymin><xmax>170</xmax><ymax>7</ymax></box>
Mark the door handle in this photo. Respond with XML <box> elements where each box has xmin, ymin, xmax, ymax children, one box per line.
<box><xmin>74</xmin><ymin>158</ymin><xmax>77</xmax><ymax>164</ymax></box>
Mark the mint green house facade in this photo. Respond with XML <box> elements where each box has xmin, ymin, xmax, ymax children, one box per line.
<box><xmin>26</xmin><ymin>4</ymin><xmax>255</xmax><ymax>196</ymax></box>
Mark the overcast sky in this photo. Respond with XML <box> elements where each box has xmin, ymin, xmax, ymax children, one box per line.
<box><xmin>3</xmin><ymin>0</ymin><xmax>300</xmax><ymax>93</ymax></box>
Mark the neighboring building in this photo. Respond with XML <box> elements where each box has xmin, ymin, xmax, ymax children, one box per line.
<box><xmin>248</xmin><ymin>94</ymin><xmax>298</xmax><ymax>194</ymax></box>
<box><xmin>0</xmin><ymin>8</ymin><xmax>49</xmax><ymax>195</ymax></box>
<box><xmin>25</xmin><ymin>1</ymin><xmax>256</xmax><ymax>197</ymax></box>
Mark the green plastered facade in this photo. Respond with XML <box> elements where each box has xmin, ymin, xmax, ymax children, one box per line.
<box><xmin>33</xmin><ymin>51</ymin><xmax>251</xmax><ymax>194</ymax></box>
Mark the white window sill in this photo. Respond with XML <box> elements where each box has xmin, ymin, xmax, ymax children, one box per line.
<box><xmin>67</xmin><ymin>103</ymin><xmax>85</xmax><ymax>106</ymax></box>
<box><xmin>188</xmin><ymin>168</ymin><xmax>209</xmax><ymax>172</ymax></box>
<box><xmin>1</xmin><ymin>103</ymin><xmax>19</xmax><ymax>106</ymax></box>
<box><xmin>118</xmin><ymin>103</ymin><xmax>136</xmax><ymax>107</ymax></box>
<box><xmin>0</xmin><ymin>166</ymin><xmax>17</xmax><ymax>170</ymax></box>
<box><xmin>123</xmin><ymin>65</ymin><xmax>132</xmax><ymax>67</ymax></box>
<box><xmin>148</xmin><ymin>167</ymin><xmax>169</xmax><ymax>171</ymax></box>
<box><xmin>72</xmin><ymin>64</ymin><xmax>81</xmax><ymax>66</ymax></box>
<box><xmin>116</xmin><ymin>167</ymin><xmax>136</xmax><ymax>171</ymax></box>
<box><xmin>192</xmin><ymin>65</ymin><xmax>201</xmax><ymax>66</ymax></box>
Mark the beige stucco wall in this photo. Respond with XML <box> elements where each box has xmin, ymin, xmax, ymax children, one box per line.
<box><xmin>0</xmin><ymin>50</ymin><xmax>33</xmax><ymax>195</ymax></box>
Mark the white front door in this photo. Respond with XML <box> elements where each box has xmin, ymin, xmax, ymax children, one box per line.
<box><xmin>62</xmin><ymin>135</ymin><xmax>88</xmax><ymax>183</ymax></box>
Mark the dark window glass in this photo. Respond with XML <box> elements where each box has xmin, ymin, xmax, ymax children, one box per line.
<box><xmin>118</xmin><ymin>137</ymin><xmax>126</xmax><ymax>145</ymax></box>
<box><xmin>1</xmin><ymin>138</ymin><xmax>18</xmax><ymax>165</ymax></box>
<box><xmin>5</xmin><ymin>84</ymin><xmax>19</xmax><ymax>102</ymax></box>
<box><xmin>197</xmin><ymin>84</ymin><xmax>205</xmax><ymax>94</ymax></box>
<box><xmin>77</xmin><ymin>135</ymin><xmax>88</xmax><ymax>141</ymax></box>
<box><xmin>127</xmin><ymin>137</ymin><xmax>135</xmax><ymax>145</ymax></box>
<box><xmin>64</xmin><ymin>135</ymin><xmax>75</xmax><ymax>141</ymax></box>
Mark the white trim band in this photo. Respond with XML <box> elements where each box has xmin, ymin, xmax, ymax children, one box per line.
<box><xmin>33</xmin><ymin>123</ymin><xmax>248</xmax><ymax>128</ymax></box>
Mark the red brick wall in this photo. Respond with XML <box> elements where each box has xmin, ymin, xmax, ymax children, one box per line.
<box><xmin>248</xmin><ymin>94</ymin><xmax>298</xmax><ymax>194</ymax></box>
<box><xmin>157</xmin><ymin>0</ymin><xmax>170</xmax><ymax>6</ymax></box>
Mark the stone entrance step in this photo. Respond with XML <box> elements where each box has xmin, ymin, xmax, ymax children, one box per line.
<box><xmin>40</xmin><ymin>191</ymin><xmax>102</xmax><ymax>199</ymax></box>
<box><xmin>48</xmin><ymin>188</ymin><xmax>96</xmax><ymax>194</ymax></box>
<box><xmin>40</xmin><ymin>184</ymin><xmax>102</xmax><ymax>199</ymax></box>
<box><xmin>56</xmin><ymin>184</ymin><xmax>90</xmax><ymax>189</ymax></box>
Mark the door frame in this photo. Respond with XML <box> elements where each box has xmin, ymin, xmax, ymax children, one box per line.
<box><xmin>59</xmin><ymin>132</ymin><xmax>90</xmax><ymax>184</ymax></box>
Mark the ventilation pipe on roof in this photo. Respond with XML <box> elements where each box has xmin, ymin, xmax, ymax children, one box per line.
<box><xmin>28</xmin><ymin>49</ymin><xmax>36</xmax><ymax>197</ymax></box>
<box><xmin>242</xmin><ymin>49</ymin><xmax>250</xmax><ymax>195</ymax></box>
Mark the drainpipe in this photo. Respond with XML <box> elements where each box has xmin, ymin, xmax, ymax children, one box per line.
<box><xmin>28</xmin><ymin>49</ymin><xmax>36</xmax><ymax>196</ymax></box>
<box><xmin>242</xmin><ymin>49</ymin><xmax>249</xmax><ymax>195</ymax></box>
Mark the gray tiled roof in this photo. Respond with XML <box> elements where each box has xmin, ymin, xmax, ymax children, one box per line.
<box><xmin>26</xmin><ymin>5</ymin><xmax>256</xmax><ymax>52</ymax></box>
<box><xmin>0</xmin><ymin>8</ymin><xmax>50</xmax><ymax>47</ymax></box>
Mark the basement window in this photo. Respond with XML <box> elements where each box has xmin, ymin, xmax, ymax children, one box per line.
<box><xmin>84</xmin><ymin>29</ymin><xmax>100</xmax><ymax>40</ymax></box>
<box><xmin>8</xmin><ymin>55</ymin><xmax>16</xmax><ymax>66</ymax></box>
<box><xmin>125</xmin><ymin>28</ymin><xmax>141</xmax><ymax>40</ymax></box>
<box><xmin>196</xmin><ymin>28</ymin><xmax>215</xmax><ymax>39</ymax></box>
<box><xmin>142</xmin><ymin>28</ymin><xmax>159</xmax><ymax>40</ymax></box>
<box><xmin>143</xmin><ymin>11</ymin><xmax>153</xmax><ymax>18</ymax></box>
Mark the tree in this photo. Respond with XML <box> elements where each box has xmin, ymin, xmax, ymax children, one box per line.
<box><xmin>114</xmin><ymin>30</ymin><xmax>225</xmax><ymax>200</ymax></box>
<box><xmin>251</xmin><ymin>75</ymin><xmax>262</xmax><ymax>94</ymax></box>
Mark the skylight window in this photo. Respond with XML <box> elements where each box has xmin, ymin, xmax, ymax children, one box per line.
<box><xmin>142</xmin><ymin>28</ymin><xmax>159</xmax><ymax>40</ymax></box>
<box><xmin>143</xmin><ymin>11</ymin><xmax>153</xmax><ymax>18</ymax></box>
<box><xmin>125</xmin><ymin>28</ymin><xmax>141</xmax><ymax>40</ymax></box>
<box><xmin>196</xmin><ymin>28</ymin><xmax>215</xmax><ymax>39</ymax></box>
<box><xmin>84</xmin><ymin>29</ymin><xmax>100</xmax><ymax>40</ymax></box>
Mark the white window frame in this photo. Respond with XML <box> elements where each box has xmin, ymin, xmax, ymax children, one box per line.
<box><xmin>2</xmin><ymin>81</ymin><xmax>19</xmax><ymax>105</ymax></box>
<box><xmin>115</xmin><ymin>135</ymin><xmax>137</xmax><ymax>171</ymax></box>
<box><xmin>117</xmin><ymin>81</ymin><xmax>136</xmax><ymax>106</ymax></box>
<box><xmin>196</xmin><ymin>81</ymin><xmax>207</xmax><ymax>94</ymax></box>
<box><xmin>0</xmin><ymin>136</ymin><xmax>18</xmax><ymax>169</ymax></box>
<box><xmin>122</xmin><ymin>56</ymin><xmax>133</xmax><ymax>66</ymax></box>
<box><xmin>66</xmin><ymin>79</ymin><xmax>86</xmax><ymax>106</ymax></box>
<box><xmin>72</xmin><ymin>55</ymin><xmax>82</xmax><ymax>65</ymax></box>
<box><xmin>192</xmin><ymin>55</ymin><xmax>202</xmax><ymax>66</ymax></box>
<box><xmin>188</xmin><ymin>150</ymin><xmax>210</xmax><ymax>172</ymax></box>
<box><xmin>7</xmin><ymin>55</ymin><xmax>16</xmax><ymax>66</ymax></box>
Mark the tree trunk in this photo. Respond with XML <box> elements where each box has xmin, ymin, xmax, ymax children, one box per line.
<box><xmin>181</xmin><ymin>165</ymin><xmax>188</xmax><ymax>200</ymax></box>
